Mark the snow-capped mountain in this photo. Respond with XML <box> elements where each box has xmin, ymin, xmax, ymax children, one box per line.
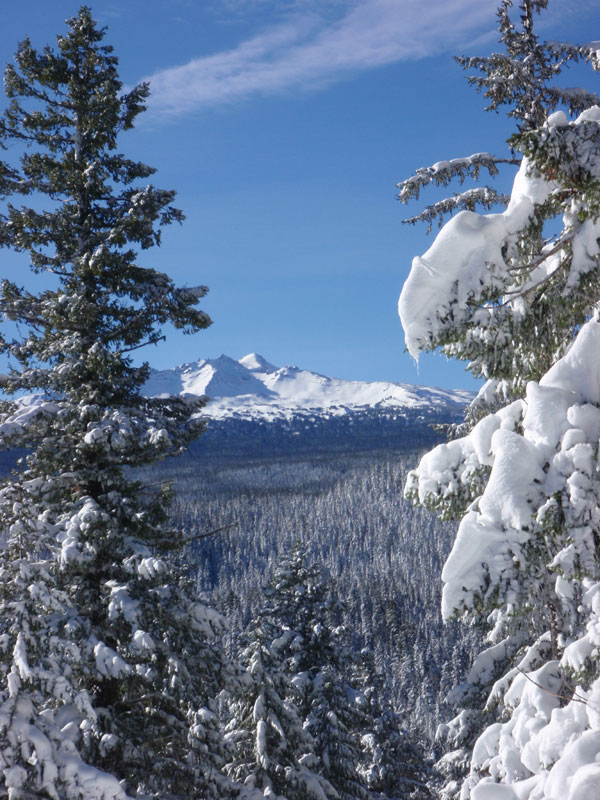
<box><xmin>145</xmin><ymin>353</ymin><xmax>472</xmax><ymax>421</ymax></box>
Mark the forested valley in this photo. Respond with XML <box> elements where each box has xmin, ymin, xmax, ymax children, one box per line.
<box><xmin>142</xmin><ymin>413</ymin><xmax>482</xmax><ymax>749</ymax></box>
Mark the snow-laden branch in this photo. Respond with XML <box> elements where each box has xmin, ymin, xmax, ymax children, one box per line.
<box><xmin>402</xmin><ymin>187</ymin><xmax>510</xmax><ymax>232</ymax></box>
<box><xmin>399</xmin><ymin>155</ymin><xmax>552</xmax><ymax>359</ymax></box>
<box><xmin>399</xmin><ymin>107</ymin><xmax>600</xmax><ymax>362</ymax></box>
<box><xmin>407</xmin><ymin>313</ymin><xmax>600</xmax><ymax>621</ymax></box>
<box><xmin>397</xmin><ymin>152</ymin><xmax>518</xmax><ymax>206</ymax></box>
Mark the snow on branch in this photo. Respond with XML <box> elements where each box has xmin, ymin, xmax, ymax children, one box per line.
<box><xmin>402</xmin><ymin>187</ymin><xmax>510</xmax><ymax>232</ymax></box>
<box><xmin>397</xmin><ymin>153</ymin><xmax>518</xmax><ymax>206</ymax></box>
<box><xmin>0</xmin><ymin>394</ymin><xmax>62</xmax><ymax>445</ymax></box>
<box><xmin>398</xmin><ymin>154</ymin><xmax>552</xmax><ymax>359</ymax></box>
<box><xmin>547</xmin><ymin>39</ymin><xmax>600</xmax><ymax>72</ymax></box>
<box><xmin>408</xmin><ymin>313</ymin><xmax>600</xmax><ymax>621</ymax></box>
<box><xmin>518</xmin><ymin>107</ymin><xmax>600</xmax><ymax>186</ymax></box>
<box><xmin>399</xmin><ymin>107</ymin><xmax>600</xmax><ymax>361</ymax></box>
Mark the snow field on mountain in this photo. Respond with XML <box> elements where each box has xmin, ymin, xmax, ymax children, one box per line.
<box><xmin>144</xmin><ymin>352</ymin><xmax>472</xmax><ymax>420</ymax></box>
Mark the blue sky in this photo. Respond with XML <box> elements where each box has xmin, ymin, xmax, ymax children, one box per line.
<box><xmin>1</xmin><ymin>1</ymin><xmax>599</xmax><ymax>389</ymax></box>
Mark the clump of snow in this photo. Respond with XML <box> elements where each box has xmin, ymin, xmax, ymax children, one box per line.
<box><xmin>58</xmin><ymin>498</ymin><xmax>103</xmax><ymax>566</ymax></box>
<box><xmin>398</xmin><ymin>152</ymin><xmax>551</xmax><ymax>358</ymax></box>
<box><xmin>131</xmin><ymin>629</ymin><xmax>155</xmax><ymax>652</ymax></box>
<box><xmin>137</xmin><ymin>556</ymin><xmax>167</xmax><ymax>580</ymax></box>
<box><xmin>188</xmin><ymin>602</ymin><xmax>227</xmax><ymax>637</ymax></box>
<box><xmin>398</xmin><ymin>107</ymin><xmax>600</xmax><ymax>360</ymax></box>
<box><xmin>0</xmin><ymin>395</ymin><xmax>62</xmax><ymax>444</ymax></box>
<box><xmin>413</xmin><ymin>316</ymin><xmax>600</xmax><ymax>619</ymax></box>
<box><xmin>93</xmin><ymin>642</ymin><xmax>130</xmax><ymax>679</ymax></box>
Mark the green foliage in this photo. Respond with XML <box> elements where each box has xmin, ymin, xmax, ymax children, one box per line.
<box><xmin>0</xmin><ymin>8</ymin><xmax>238</xmax><ymax>799</ymax></box>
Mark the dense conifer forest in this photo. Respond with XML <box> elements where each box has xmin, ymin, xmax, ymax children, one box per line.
<box><xmin>143</xmin><ymin>416</ymin><xmax>482</xmax><ymax>748</ymax></box>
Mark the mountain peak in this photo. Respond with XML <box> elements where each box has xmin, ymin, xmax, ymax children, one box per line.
<box><xmin>145</xmin><ymin>352</ymin><xmax>472</xmax><ymax>421</ymax></box>
<box><xmin>238</xmin><ymin>353</ymin><xmax>277</xmax><ymax>373</ymax></box>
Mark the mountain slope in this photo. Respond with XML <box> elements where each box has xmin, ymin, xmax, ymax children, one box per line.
<box><xmin>145</xmin><ymin>353</ymin><xmax>472</xmax><ymax>420</ymax></box>
<box><xmin>144</xmin><ymin>353</ymin><xmax>471</xmax><ymax>457</ymax></box>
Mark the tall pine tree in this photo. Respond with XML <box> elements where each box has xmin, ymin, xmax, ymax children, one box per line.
<box><xmin>0</xmin><ymin>8</ymin><xmax>239</xmax><ymax>799</ymax></box>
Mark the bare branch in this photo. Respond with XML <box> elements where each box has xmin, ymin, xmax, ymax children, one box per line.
<box><xmin>155</xmin><ymin>522</ymin><xmax>238</xmax><ymax>552</ymax></box>
<box><xmin>516</xmin><ymin>667</ymin><xmax>596</xmax><ymax>708</ymax></box>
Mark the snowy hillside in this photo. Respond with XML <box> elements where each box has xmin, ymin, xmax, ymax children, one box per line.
<box><xmin>145</xmin><ymin>353</ymin><xmax>472</xmax><ymax>420</ymax></box>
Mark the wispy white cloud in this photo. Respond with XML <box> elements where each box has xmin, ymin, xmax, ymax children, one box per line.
<box><xmin>142</xmin><ymin>0</ymin><xmax>597</xmax><ymax>117</ymax></box>
<box><xmin>142</xmin><ymin>0</ymin><xmax>497</xmax><ymax>116</ymax></box>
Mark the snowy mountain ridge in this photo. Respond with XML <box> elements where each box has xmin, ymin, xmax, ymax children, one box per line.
<box><xmin>145</xmin><ymin>353</ymin><xmax>472</xmax><ymax>421</ymax></box>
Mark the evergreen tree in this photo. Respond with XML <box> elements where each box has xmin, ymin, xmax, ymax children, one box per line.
<box><xmin>357</xmin><ymin>649</ymin><xmax>431</xmax><ymax>800</ymax></box>
<box><xmin>399</xmin><ymin>2</ymin><xmax>600</xmax><ymax>798</ymax></box>
<box><xmin>263</xmin><ymin>543</ymin><xmax>341</xmax><ymax>681</ymax></box>
<box><xmin>245</xmin><ymin>544</ymin><xmax>430</xmax><ymax>800</ymax></box>
<box><xmin>224</xmin><ymin>561</ymin><xmax>336</xmax><ymax>800</ymax></box>
<box><xmin>0</xmin><ymin>8</ymin><xmax>239</xmax><ymax>798</ymax></box>
<box><xmin>268</xmin><ymin>545</ymin><xmax>371</xmax><ymax>800</ymax></box>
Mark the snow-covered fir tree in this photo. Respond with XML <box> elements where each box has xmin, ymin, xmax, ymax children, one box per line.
<box><xmin>224</xmin><ymin>546</ymin><xmax>337</xmax><ymax>800</ymax></box>
<box><xmin>231</xmin><ymin>544</ymin><xmax>430</xmax><ymax>800</ymax></box>
<box><xmin>356</xmin><ymin>647</ymin><xmax>431</xmax><ymax>800</ymax></box>
<box><xmin>399</xmin><ymin>0</ymin><xmax>600</xmax><ymax>417</ymax></box>
<box><xmin>225</xmin><ymin>545</ymin><xmax>369</xmax><ymax>800</ymax></box>
<box><xmin>399</xmin><ymin>1</ymin><xmax>600</xmax><ymax>799</ymax></box>
<box><xmin>0</xmin><ymin>8</ymin><xmax>241</xmax><ymax>799</ymax></box>
<box><xmin>272</xmin><ymin>547</ymin><xmax>371</xmax><ymax>800</ymax></box>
